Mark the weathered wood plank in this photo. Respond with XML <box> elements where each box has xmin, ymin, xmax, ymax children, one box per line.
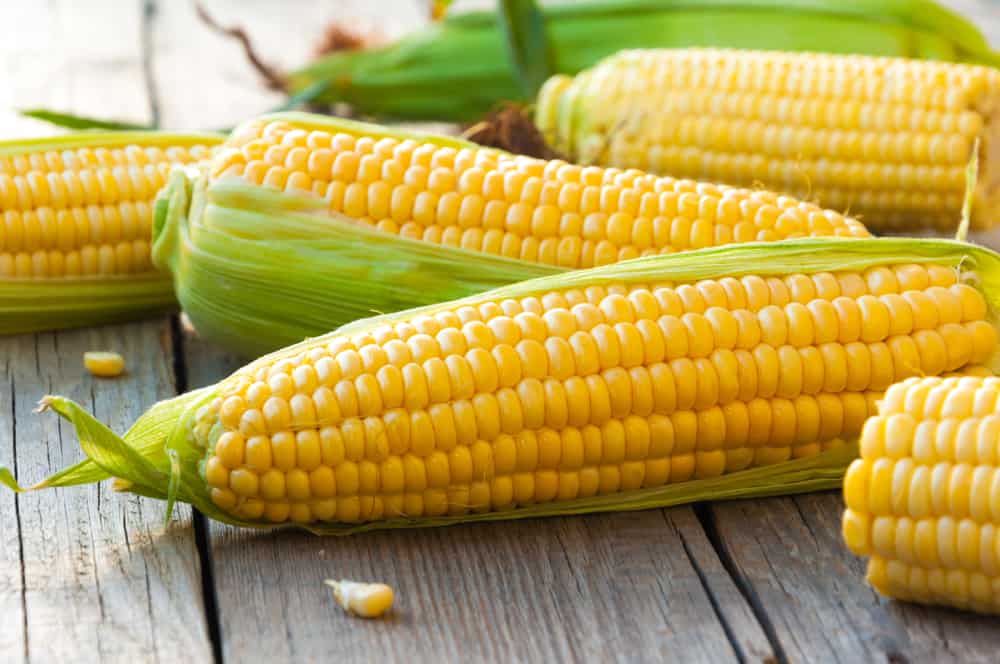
<box><xmin>205</xmin><ymin>507</ymin><xmax>771</xmax><ymax>663</ymax></box>
<box><xmin>1</xmin><ymin>323</ymin><xmax>213</xmax><ymax>663</ymax></box>
<box><xmin>149</xmin><ymin>0</ymin><xmax>427</xmax><ymax>130</ymax></box>
<box><xmin>0</xmin><ymin>1</ymin><xmax>213</xmax><ymax>661</ymax></box>
<box><xmin>0</xmin><ymin>1</ymin><xmax>156</xmax><ymax>137</ymax></box>
<box><xmin>708</xmin><ymin>492</ymin><xmax>1000</xmax><ymax>663</ymax></box>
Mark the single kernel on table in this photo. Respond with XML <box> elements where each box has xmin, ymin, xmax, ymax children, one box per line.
<box><xmin>83</xmin><ymin>352</ymin><xmax>126</xmax><ymax>378</ymax></box>
<box><xmin>325</xmin><ymin>579</ymin><xmax>394</xmax><ymax>618</ymax></box>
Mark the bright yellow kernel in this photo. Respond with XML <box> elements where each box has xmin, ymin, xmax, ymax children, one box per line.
<box><xmin>83</xmin><ymin>351</ymin><xmax>125</xmax><ymax>377</ymax></box>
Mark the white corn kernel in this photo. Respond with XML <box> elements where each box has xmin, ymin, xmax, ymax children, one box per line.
<box><xmin>325</xmin><ymin>579</ymin><xmax>394</xmax><ymax>618</ymax></box>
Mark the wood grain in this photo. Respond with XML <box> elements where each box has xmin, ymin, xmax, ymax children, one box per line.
<box><xmin>0</xmin><ymin>1</ymin><xmax>153</xmax><ymax>137</ymax></box>
<box><xmin>149</xmin><ymin>0</ymin><xmax>427</xmax><ymax>131</ymax></box>
<box><xmin>2</xmin><ymin>324</ymin><xmax>212</xmax><ymax>663</ymax></box>
<box><xmin>206</xmin><ymin>507</ymin><xmax>771</xmax><ymax>663</ymax></box>
<box><xmin>708</xmin><ymin>493</ymin><xmax>1000</xmax><ymax>663</ymax></box>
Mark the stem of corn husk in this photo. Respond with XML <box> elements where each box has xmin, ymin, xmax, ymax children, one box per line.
<box><xmin>462</xmin><ymin>104</ymin><xmax>564</xmax><ymax>160</ymax></box>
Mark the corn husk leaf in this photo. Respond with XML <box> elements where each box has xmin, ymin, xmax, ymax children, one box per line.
<box><xmin>289</xmin><ymin>0</ymin><xmax>1000</xmax><ymax>121</ymax></box>
<box><xmin>498</xmin><ymin>0</ymin><xmax>553</xmax><ymax>98</ymax></box>
<box><xmin>17</xmin><ymin>109</ymin><xmax>157</xmax><ymax>131</ymax></box>
<box><xmin>0</xmin><ymin>131</ymin><xmax>223</xmax><ymax>335</ymax></box>
<box><xmin>6</xmin><ymin>236</ymin><xmax>1000</xmax><ymax>533</ymax></box>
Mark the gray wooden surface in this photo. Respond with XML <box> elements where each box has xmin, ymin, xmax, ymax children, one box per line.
<box><xmin>1</xmin><ymin>1</ymin><xmax>999</xmax><ymax>663</ymax></box>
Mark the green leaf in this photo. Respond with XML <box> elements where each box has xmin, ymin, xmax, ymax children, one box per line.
<box><xmin>19</xmin><ymin>109</ymin><xmax>156</xmax><ymax>131</ymax></box>
<box><xmin>38</xmin><ymin>396</ymin><xmax>167</xmax><ymax>490</ymax></box>
<box><xmin>0</xmin><ymin>467</ymin><xmax>24</xmax><ymax>492</ymax></box>
<box><xmin>288</xmin><ymin>0</ymin><xmax>1000</xmax><ymax>122</ymax></box>
<box><xmin>270</xmin><ymin>80</ymin><xmax>331</xmax><ymax>113</ymax></box>
<box><xmin>497</xmin><ymin>0</ymin><xmax>553</xmax><ymax>98</ymax></box>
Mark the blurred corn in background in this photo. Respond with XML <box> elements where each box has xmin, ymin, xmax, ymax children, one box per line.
<box><xmin>289</xmin><ymin>0</ymin><xmax>1000</xmax><ymax>121</ymax></box>
<box><xmin>536</xmin><ymin>49</ymin><xmax>1000</xmax><ymax>234</ymax></box>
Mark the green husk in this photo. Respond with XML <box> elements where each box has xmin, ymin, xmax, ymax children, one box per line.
<box><xmin>289</xmin><ymin>0</ymin><xmax>1000</xmax><ymax>121</ymax></box>
<box><xmin>0</xmin><ymin>276</ymin><xmax>178</xmax><ymax>335</ymax></box>
<box><xmin>497</xmin><ymin>0</ymin><xmax>553</xmax><ymax>98</ymax></box>
<box><xmin>0</xmin><ymin>131</ymin><xmax>223</xmax><ymax>335</ymax></box>
<box><xmin>5</xmin><ymin>236</ymin><xmax>1000</xmax><ymax>534</ymax></box>
<box><xmin>17</xmin><ymin>109</ymin><xmax>156</xmax><ymax>131</ymax></box>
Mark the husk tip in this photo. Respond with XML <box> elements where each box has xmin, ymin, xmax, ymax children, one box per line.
<box><xmin>33</xmin><ymin>395</ymin><xmax>56</xmax><ymax>414</ymax></box>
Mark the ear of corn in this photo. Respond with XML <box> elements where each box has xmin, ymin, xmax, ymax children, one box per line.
<box><xmin>288</xmin><ymin>0</ymin><xmax>1000</xmax><ymax>121</ymax></box>
<box><xmin>535</xmin><ymin>48</ymin><xmax>1000</xmax><ymax>234</ymax></box>
<box><xmin>154</xmin><ymin>112</ymin><xmax>867</xmax><ymax>356</ymax></box>
<box><xmin>5</xmin><ymin>237</ymin><xmax>997</xmax><ymax>533</ymax></box>
<box><xmin>0</xmin><ymin>132</ymin><xmax>222</xmax><ymax>334</ymax></box>
<box><xmin>844</xmin><ymin>374</ymin><xmax>1000</xmax><ymax>614</ymax></box>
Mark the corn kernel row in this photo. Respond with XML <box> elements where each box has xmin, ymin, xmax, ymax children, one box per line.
<box><xmin>206</xmin><ymin>115</ymin><xmax>868</xmax><ymax>268</ymax></box>
<box><xmin>1</xmin><ymin>140</ymin><xmax>215</xmax><ymax>278</ymax></box>
<box><xmin>844</xmin><ymin>376</ymin><xmax>1000</xmax><ymax>614</ymax></box>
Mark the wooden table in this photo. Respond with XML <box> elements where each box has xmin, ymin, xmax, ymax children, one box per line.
<box><xmin>2</xmin><ymin>2</ymin><xmax>1000</xmax><ymax>662</ymax></box>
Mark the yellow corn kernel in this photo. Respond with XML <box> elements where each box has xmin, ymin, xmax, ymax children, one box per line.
<box><xmin>324</xmin><ymin>579</ymin><xmax>395</xmax><ymax>618</ymax></box>
<box><xmin>844</xmin><ymin>375</ymin><xmax>1000</xmax><ymax>614</ymax></box>
<box><xmin>2</xmin><ymin>135</ymin><xmax>218</xmax><ymax>279</ymax></box>
<box><xmin>212</xmin><ymin>115</ymin><xmax>869</xmax><ymax>271</ymax></box>
<box><xmin>83</xmin><ymin>351</ymin><xmax>125</xmax><ymax>378</ymax></box>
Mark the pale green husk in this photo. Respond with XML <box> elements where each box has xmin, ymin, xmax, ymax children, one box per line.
<box><xmin>0</xmin><ymin>131</ymin><xmax>222</xmax><ymax>335</ymax></box>
<box><xmin>4</xmin><ymin>237</ymin><xmax>999</xmax><ymax>534</ymax></box>
<box><xmin>290</xmin><ymin>0</ymin><xmax>1000</xmax><ymax>121</ymax></box>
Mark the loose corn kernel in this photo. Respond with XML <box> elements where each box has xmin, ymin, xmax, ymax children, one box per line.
<box><xmin>325</xmin><ymin>578</ymin><xmax>395</xmax><ymax>618</ymax></box>
<box><xmin>83</xmin><ymin>351</ymin><xmax>125</xmax><ymax>378</ymax></box>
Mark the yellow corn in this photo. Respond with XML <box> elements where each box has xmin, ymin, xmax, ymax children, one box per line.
<box><xmin>191</xmin><ymin>261</ymin><xmax>995</xmax><ymax>526</ymax></box>
<box><xmin>83</xmin><ymin>351</ymin><xmax>125</xmax><ymax>378</ymax></box>
<box><xmin>0</xmin><ymin>134</ymin><xmax>217</xmax><ymax>279</ymax></box>
<box><xmin>208</xmin><ymin>113</ymin><xmax>868</xmax><ymax>269</ymax></box>
<box><xmin>536</xmin><ymin>49</ymin><xmax>1000</xmax><ymax>232</ymax></box>
<box><xmin>843</xmin><ymin>374</ymin><xmax>1000</xmax><ymax>614</ymax></box>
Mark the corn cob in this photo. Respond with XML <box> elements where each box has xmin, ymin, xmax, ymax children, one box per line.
<box><xmin>843</xmin><ymin>374</ymin><xmax>1000</xmax><ymax>614</ymax></box>
<box><xmin>536</xmin><ymin>48</ymin><xmax>1000</xmax><ymax>233</ymax></box>
<box><xmin>288</xmin><ymin>0</ymin><xmax>1000</xmax><ymax>121</ymax></box>
<box><xmin>6</xmin><ymin>238</ymin><xmax>997</xmax><ymax>533</ymax></box>
<box><xmin>213</xmin><ymin>114</ymin><xmax>869</xmax><ymax>263</ymax></box>
<box><xmin>0</xmin><ymin>132</ymin><xmax>222</xmax><ymax>334</ymax></box>
<box><xmin>155</xmin><ymin>113</ymin><xmax>867</xmax><ymax>355</ymax></box>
